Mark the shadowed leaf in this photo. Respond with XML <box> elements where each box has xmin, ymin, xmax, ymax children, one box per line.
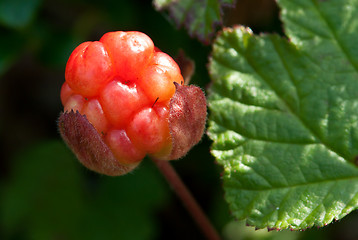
<box><xmin>154</xmin><ymin>0</ymin><xmax>235</xmax><ymax>44</ymax></box>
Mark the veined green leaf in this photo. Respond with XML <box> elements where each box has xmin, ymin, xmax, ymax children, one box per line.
<box><xmin>208</xmin><ymin>0</ymin><xmax>358</xmax><ymax>230</ymax></box>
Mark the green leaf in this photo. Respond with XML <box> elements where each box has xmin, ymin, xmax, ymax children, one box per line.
<box><xmin>0</xmin><ymin>142</ymin><xmax>169</xmax><ymax>240</ymax></box>
<box><xmin>153</xmin><ymin>0</ymin><xmax>235</xmax><ymax>44</ymax></box>
<box><xmin>208</xmin><ymin>0</ymin><xmax>358</xmax><ymax>230</ymax></box>
<box><xmin>0</xmin><ymin>141</ymin><xmax>85</xmax><ymax>239</ymax></box>
<box><xmin>0</xmin><ymin>0</ymin><xmax>42</xmax><ymax>29</ymax></box>
<box><xmin>80</xmin><ymin>160</ymin><xmax>170</xmax><ymax>240</ymax></box>
<box><xmin>0</xmin><ymin>30</ymin><xmax>25</xmax><ymax>76</ymax></box>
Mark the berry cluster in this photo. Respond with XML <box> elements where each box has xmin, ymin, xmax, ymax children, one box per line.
<box><xmin>59</xmin><ymin>31</ymin><xmax>206</xmax><ymax>176</ymax></box>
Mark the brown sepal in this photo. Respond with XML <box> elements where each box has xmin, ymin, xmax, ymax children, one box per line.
<box><xmin>58</xmin><ymin>110</ymin><xmax>137</xmax><ymax>176</ymax></box>
<box><xmin>166</xmin><ymin>83</ymin><xmax>207</xmax><ymax>160</ymax></box>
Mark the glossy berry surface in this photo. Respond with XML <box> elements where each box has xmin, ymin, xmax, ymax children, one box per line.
<box><xmin>61</xmin><ymin>31</ymin><xmax>184</xmax><ymax>165</ymax></box>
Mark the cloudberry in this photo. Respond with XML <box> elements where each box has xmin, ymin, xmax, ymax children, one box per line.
<box><xmin>58</xmin><ymin>31</ymin><xmax>206</xmax><ymax>176</ymax></box>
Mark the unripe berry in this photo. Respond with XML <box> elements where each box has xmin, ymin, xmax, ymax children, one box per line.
<box><xmin>58</xmin><ymin>31</ymin><xmax>206</xmax><ymax>176</ymax></box>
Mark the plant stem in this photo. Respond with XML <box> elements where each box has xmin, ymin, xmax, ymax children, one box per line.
<box><xmin>152</xmin><ymin>158</ymin><xmax>221</xmax><ymax>240</ymax></box>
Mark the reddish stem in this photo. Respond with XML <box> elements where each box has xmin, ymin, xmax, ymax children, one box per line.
<box><xmin>152</xmin><ymin>158</ymin><xmax>221</xmax><ymax>240</ymax></box>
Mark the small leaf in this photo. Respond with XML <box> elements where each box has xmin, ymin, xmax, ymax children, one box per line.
<box><xmin>0</xmin><ymin>30</ymin><xmax>25</xmax><ymax>76</ymax></box>
<box><xmin>208</xmin><ymin>0</ymin><xmax>358</xmax><ymax>230</ymax></box>
<box><xmin>0</xmin><ymin>141</ymin><xmax>85</xmax><ymax>239</ymax></box>
<box><xmin>0</xmin><ymin>142</ymin><xmax>170</xmax><ymax>240</ymax></box>
<box><xmin>0</xmin><ymin>0</ymin><xmax>42</xmax><ymax>29</ymax></box>
<box><xmin>154</xmin><ymin>0</ymin><xmax>236</xmax><ymax>44</ymax></box>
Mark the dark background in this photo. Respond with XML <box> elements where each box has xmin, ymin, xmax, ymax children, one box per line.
<box><xmin>1</xmin><ymin>0</ymin><xmax>358</xmax><ymax>239</ymax></box>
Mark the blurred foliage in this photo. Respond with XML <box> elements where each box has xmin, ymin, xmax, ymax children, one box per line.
<box><xmin>1</xmin><ymin>0</ymin><xmax>358</xmax><ymax>239</ymax></box>
<box><xmin>1</xmin><ymin>141</ymin><xmax>170</xmax><ymax>240</ymax></box>
<box><xmin>0</xmin><ymin>0</ymin><xmax>42</xmax><ymax>29</ymax></box>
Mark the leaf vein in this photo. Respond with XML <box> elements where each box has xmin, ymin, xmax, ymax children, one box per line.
<box><xmin>239</xmin><ymin>161</ymin><xmax>273</xmax><ymax>188</ymax></box>
<box><xmin>299</xmin><ymin>182</ymin><xmax>335</xmax><ymax>227</ymax></box>
<box><xmin>214</xmin><ymin>95</ymin><xmax>282</xmax><ymax>112</ymax></box>
<box><xmin>213</xmin><ymin>121</ymin><xmax>318</xmax><ymax>146</ymax></box>
<box><xmin>285</xmin><ymin>15</ymin><xmax>331</xmax><ymax>40</ymax></box>
<box><xmin>275</xmin><ymin>188</ymin><xmax>295</xmax><ymax>224</ymax></box>
<box><xmin>241</xmin><ymin>191</ymin><xmax>268</xmax><ymax>218</ymax></box>
<box><xmin>234</xmin><ymin>175</ymin><xmax>358</xmax><ymax>191</ymax></box>
<box><xmin>227</xmin><ymin>37</ymin><xmax>347</xmax><ymax>161</ymax></box>
<box><xmin>311</xmin><ymin>0</ymin><xmax>358</xmax><ymax>72</ymax></box>
<box><xmin>261</xmin><ymin>156</ymin><xmax>290</xmax><ymax>186</ymax></box>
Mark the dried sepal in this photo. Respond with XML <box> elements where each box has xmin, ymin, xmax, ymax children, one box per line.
<box><xmin>165</xmin><ymin>82</ymin><xmax>207</xmax><ymax>160</ymax></box>
<box><xmin>58</xmin><ymin>110</ymin><xmax>138</xmax><ymax>176</ymax></box>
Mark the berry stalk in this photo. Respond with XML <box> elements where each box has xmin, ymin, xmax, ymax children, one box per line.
<box><xmin>152</xmin><ymin>158</ymin><xmax>221</xmax><ymax>240</ymax></box>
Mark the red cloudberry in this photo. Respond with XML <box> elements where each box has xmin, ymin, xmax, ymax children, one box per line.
<box><xmin>58</xmin><ymin>31</ymin><xmax>206</xmax><ymax>176</ymax></box>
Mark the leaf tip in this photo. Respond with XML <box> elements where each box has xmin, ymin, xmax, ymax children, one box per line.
<box><xmin>267</xmin><ymin>227</ymin><xmax>279</xmax><ymax>232</ymax></box>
